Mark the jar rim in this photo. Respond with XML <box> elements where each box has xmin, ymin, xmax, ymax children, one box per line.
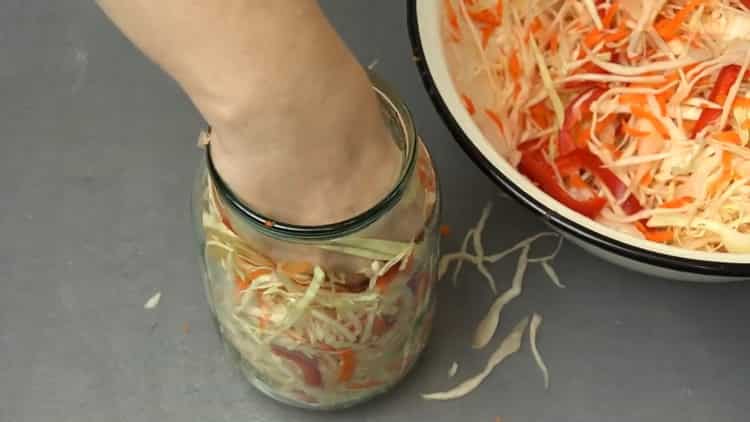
<box><xmin>205</xmin><ymin>73</ymin><xmax>418</xmax><ymax>241</ymax></box>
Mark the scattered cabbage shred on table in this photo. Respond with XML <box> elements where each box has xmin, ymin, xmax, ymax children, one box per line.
<box><xmin>444</xmin><ymin>0</ymin><xmax>750</xmax><ymax>253</ymax></box>
<box><xmin>424</xmin><ymin>204</ymin><xmax>561</xmax><ymax>400</ymax></box>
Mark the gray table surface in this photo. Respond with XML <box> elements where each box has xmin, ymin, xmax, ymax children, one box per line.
<box><xmin>2</xmin><ymin>1</ymin><xmax>749</xmax><ymax>421</ymax></box>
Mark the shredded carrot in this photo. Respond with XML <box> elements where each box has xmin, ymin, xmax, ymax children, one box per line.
<box><xmin>604</xmin><ymin>23</ymin><xmax>630</xmax><ymax>44</ymax></box>
<box><xmin>623</xmin><ymin>123</ymin><xmax>650</xmax><ymax>138</ymax></box>
<box><xmin>742</xmin><ymin>119</ymin><xmax>750</xmax><ymax>130</ymax></box>
<box><xmin>461</xmin><ymin>94</ymin><xmax>476</xmax><ymax>115</ymax></box>
<box><xmin>713</xmin><ymin>131</ymin><xmax>741</xmax><ymax>145</ymax></box>
<box><xmin>234</xmin><ymin>276</ymin><xmax>250</xmax><ymax>292</ymax></box>
<box><xmin>734</xmin><ymin>97</ymin><xmax>750</xmax><ymax>108</ymax></box>
<box><xmin>575</xmin><ymin>125</ymin><xmax>591</xmax><ymax>148</ymax></box>
<box><xmin>639</xmin><ymin>172</ymin><xmax>654</xmax><ymax>187</ymax></box>
<box><xmin>655</xmin><ymin>87</ymin><xmax>675</xmax><ymax>115</ymax></box>
<box><xmin>509</xmin><ymin>50</ymin><xmax>522</xmax><ymax>81</ymax></box>
<box><xmin>645</xmin><ymin>229</ymin><xmax>674</xmax><ymax>243</ymax></box>
<box><xmin>445</xmin><ymin>0</ymin><xmax>459</xmax><ymax>31</ymax></box>
<box><xmin>481</xmin><ymin>26</ymin><xmax>495</xmax><ymax>47</ymax></box>
<box><xmin>469</xmin><ymin>9</ymin><xmax>500</xmax><ymax>26</ymax></box>
<box><xmin>665</xmin><ymin>71</ymin><xmax>682</xmax><ymax>84</ymax></box>
<box><xmin>495</xmin><ymin>0</ymin><xmax>503</xmax><ymax>22</ymax></box>
<box><xmin>634</xmin><ymin>221</ymin><xmax>648</xmax><ymax>235</ymax></box>
<box><xmin>529</xmin><ymin>17</ymin><xmax>542</xmax><ymax>34</ymax></box>
<box><xmin>530</xmin><ymin>101</ymin><xmax>552</xmax><ymax>128</ymax></box>
<box><xmin>583</xmin><ymin>30</ymin><xmax>605</xmax><ymax>49</ymax></box>
<box><xmin>549</xmin><ymin>32</ymin><xmax>559</xmax><ymax>52</ymax></box>
<box><xmin>568</xmin><ymin>173</ymin><xmax>591</xmax><ymax>190</ymax></box>
<box><xmin>444</xmin><ymin>0</ymin><xmax>461</xmax><ymax>41</ymax></box>
<box><xmin>722</xmin><ymin>152</ymin><xmax>734</xmax><ymax>173</ymax></box>
<box><xmin>439</xmin><ymin>224</ymin><xmax>451</xmax><ymax>237</ymax></box>
<box><xmin>595</xmin><ymin>113</ymin><xmax>618</xmax><ymax>133</ymax></box>
<box><xmin>485</xmin><ymin>109</ymin><xmax>505</xmax><ymax>133</ymax></box>
<box><xmin>512</xmin><ymin>82</ymin><xmax>521</xmax><ymax>100</ymax></box>
<box><xmin>660</xmin><ymin>196</ymin><xmax>695</xmax><ymax>209</ymax></box>
<box><xmin>601</xmin><ymin>2</ymin><xmax>620</xmax><ymax>28</ymax></box>
<box><xmin>635</xmin><ymin>222</ymin><xmax>674</xmax><ymax>243</ymax></box>
<box><xmin>619</xmin><ymin>93</ymin><xmax>646</xmax><ymax>106</ymax></box>
<box><xmin>337</xmin><ymin>349</ymin><xmax>357</xmax><ymax>383</ymax></box>
<box><xmin>708</xmin><ymin>151</ymin><xmax>735</xmax><ymax>196</ymax></box>
<box><xmin>654</xmin><ymin>0</ymin><xmax>704</xmax><ymax>41</ymax></box>
<box><xmin>631</xmin><ymin>106</ymin><xmax>670</xmax><ymax>138</ymax></box>
<box><xmin>601</xmin><ymin>142</ymin><xmax>622</xmax><ymax>159</ymax></box>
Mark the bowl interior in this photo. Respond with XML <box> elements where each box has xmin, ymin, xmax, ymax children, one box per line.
<box><xmin>410</xmin><ymin>0</ymin><xmax>750</xmax><ymax>270</ymax></box>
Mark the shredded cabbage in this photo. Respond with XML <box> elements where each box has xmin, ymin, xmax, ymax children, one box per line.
<box><xmin>422</xmin><ymin>316</ymin><xmax>529</xmax><ymax>400</ymax></box>
<box><xmin>144</xmin><ymin>291</ymin><xmax>161</xmax><ymax>309</ymax></box>
<box><xmin>267</xmin><ymin>266</ymin><xmax>325</xmax><ymax>340</ymax></box>
<box><xmin>437</xmin><ymin>203</ymin><xmax>564</xmax><ymax>353</ymax></box>
<box><xmin>448</xmin><ymin>362</ymin><xmax>459</xmax><ymax>378</ymax></box>
<box><xmin>473</xmin><ymin>246</ymin><xmax>529</xmax><ymax>349</ymax></box>
<box><xmin>529</xmin><ymin>35</ymin><xmax>565</xmax><ymax>128</ymax></box>
<box><xmin>541</xmin><ymin>261</ymin><xmax>566</xmax><ymax>288</ymax></box>
<box><xmin>318</xmin><ymin>238</ymin><xmax>412</xmax><ymax>261</ymax></box>
<box><xmin>529</xmin><ymin>313</ymin><xmax>550</xmax><ymax>389</ymax></box>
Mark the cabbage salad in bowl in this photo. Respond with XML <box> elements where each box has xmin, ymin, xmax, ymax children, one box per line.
<box><xmin>443</xmin><ymin>0</ymin><xmax>750</xmax><ymax>253</ymax></box>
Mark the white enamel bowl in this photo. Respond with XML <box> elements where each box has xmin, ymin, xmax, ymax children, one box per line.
<box><xmin>407</xmin><ymin>0</ymin><xmax>750</xmax><ymax>281</ymax></box>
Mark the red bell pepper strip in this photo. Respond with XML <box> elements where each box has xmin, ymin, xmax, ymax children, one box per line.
<box><xmin>337</xmin><ymin>349</ymin><xmax>356</xmax><ymax>383</ymax></box>
<box><xmin>558</xmin><ymin>88</ymin><xmax>607</xmax><ymax>156</ymax></box>
<box><xmin>555</xmin><ymin>149</ymin><xmax>643</xmax><ymax>215</ymax></box>
<box><xmin>518</xmin><ymin>149</ymin><xmax>607</xmax><ymax>218</ymax></box>
<box><xmin>271</xmin><ymin>345</ymin><xmax>322</xmax><ymax>387</ymax></box>
<box><xmin>743</xmin><ymin>0</ymin><xmax>750</xmax><ymax>9</ymax></box>
<box><xmin>692</xmin><ymin>65</ymin><xmax>741</xmax><ymax>138</ymax></box>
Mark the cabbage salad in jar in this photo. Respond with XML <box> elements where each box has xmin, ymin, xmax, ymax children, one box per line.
<box><xmin>193</xmin><ymin>78</ymin><xmax>441</xmax><ymax>409</ymax></box>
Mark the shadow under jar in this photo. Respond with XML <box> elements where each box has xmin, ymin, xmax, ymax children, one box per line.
<box><xmin>192</xmin><ymin>74</ymin><xmax>441</xmax><ymax>410</ymax></box>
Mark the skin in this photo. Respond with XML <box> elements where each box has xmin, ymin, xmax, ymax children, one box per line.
<box><xmin>96</xmin><ymin>0</ymin><xmax>402</xmax><ymax>226</ymax></box>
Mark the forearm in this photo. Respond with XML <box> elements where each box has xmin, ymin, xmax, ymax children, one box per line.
<box><xmin>96</xmin><ymin>1</ymin><xmax>359</xmax><ymax>128</ymax></box>
<box><xmin>97</xmin><ymin>0</ymin><xmax>400</xmax><ymax>225</ymax></box>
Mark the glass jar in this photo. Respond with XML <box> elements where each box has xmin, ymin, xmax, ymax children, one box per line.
<box><xmin>192</xmin><ymin>75</ymin><xmax>440</xmax><ymax>410</ymax></box>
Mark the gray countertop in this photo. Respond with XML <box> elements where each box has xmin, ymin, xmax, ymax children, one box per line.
<box><xmin>2</xmin><ymin>2</ymin><xmax>749</xmax><ymax>421</ymax></box>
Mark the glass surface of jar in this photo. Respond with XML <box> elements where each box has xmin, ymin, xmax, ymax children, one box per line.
<box><xmin>192</xmin><ymin>75</ymin><xmax>441</xmax><ymax>410</ymax></box>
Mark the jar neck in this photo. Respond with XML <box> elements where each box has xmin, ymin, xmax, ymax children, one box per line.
<box><xmin>205</xmin><ymin>73</ymin><xmax>417</xmax><ymax>242</ymax></box>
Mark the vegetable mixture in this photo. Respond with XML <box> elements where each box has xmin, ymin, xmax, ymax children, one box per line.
<box><xmin>197</xmin><ymin>143</ymin><xmax>439</xmax><ymax>408</ymax></box>
<box><xmin>444</xmin><ymin>0</ymin><xmax>750</xmax><ymax>253</ymax></box>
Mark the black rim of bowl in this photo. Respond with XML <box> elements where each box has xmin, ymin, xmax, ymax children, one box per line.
<box><xmin>406</xmin><ymin>0</ymin><xmax>750</xmax><ymax>278</ymax></box>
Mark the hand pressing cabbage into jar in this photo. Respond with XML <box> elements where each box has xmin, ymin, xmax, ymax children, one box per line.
<box><xmin>97</xmin><ymin>0</ymin><xmax>441</xmax><ymax>409</ymax></box>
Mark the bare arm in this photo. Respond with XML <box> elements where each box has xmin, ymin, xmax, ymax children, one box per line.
<box><xmin>97</xmin><ymin>0</ymin><xmax>401</xmax><ymax>225</ymax></box>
